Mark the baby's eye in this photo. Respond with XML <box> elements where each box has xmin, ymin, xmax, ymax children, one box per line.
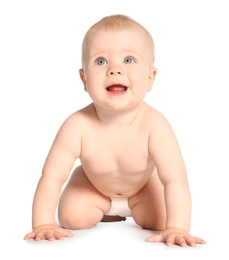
<box><xmin>96</xmin><ymin>58</ymin><xmax>107</xmax><ymax>66</ymax></box>
<box><xmin>124</xmin><ymin>57</ymin><xmax>135</xmax><ymax>64</ymax></box>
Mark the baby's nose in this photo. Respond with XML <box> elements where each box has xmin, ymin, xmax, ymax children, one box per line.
<box><xmin>107</xmin><ymin>66</ymin><xmax>123</xmax><ymax>76</ymax></box>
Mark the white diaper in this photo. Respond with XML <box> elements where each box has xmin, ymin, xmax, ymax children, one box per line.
<box><xmin>105</xmin><ymin>197</ymin><xmax>132</xmax><ymax>217</ymax></box>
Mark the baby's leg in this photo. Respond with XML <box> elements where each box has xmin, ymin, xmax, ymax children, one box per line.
<box><xmin>58</xmin><ymin>166</ymin><xmax>110</xmax><ymax>229</ymax></box>
<box><xmin>129</xmin><ymin>169</ymin><xmax>166</xmax><ymax>231</ymax></box>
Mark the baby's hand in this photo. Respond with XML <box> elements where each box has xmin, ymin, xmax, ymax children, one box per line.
<box><xmin>145</xmin><ymin>228</ymin><xmax>206</xmax><ymax>247</ymax></box>
<box><xmin>23</xmin><ymin>224</ymin><xmax>74</xmax><ymax>241</ymax></box>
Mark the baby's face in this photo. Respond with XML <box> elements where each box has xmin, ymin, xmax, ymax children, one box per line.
<box><xmin>80</xmin><ymin>28</ymin><xmax>156</xmax><ymax>113</ymax></box>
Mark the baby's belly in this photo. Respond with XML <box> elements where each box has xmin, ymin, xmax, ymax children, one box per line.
<box><xmin>82</xmin><ymin>164</ymin><xmax>155</xmax><ymax>198</ymax></box>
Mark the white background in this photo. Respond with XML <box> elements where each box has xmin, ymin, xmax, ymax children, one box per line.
<box><xmin>0</xmin><ymin>0</ymin><xmax>228</xmax><ymax>259</ymax></box>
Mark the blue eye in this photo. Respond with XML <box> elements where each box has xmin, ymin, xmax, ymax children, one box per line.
<box><xmin>124</xmin><ymin>57</ymin><xmax>135</xmax><ymax>64</ymax></box>
<box><xmin>96</xmin><ymin>58</ymin><xmax>107</xmax><ymax>65</ymax></box>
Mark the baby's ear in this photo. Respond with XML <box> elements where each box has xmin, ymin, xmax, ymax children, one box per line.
<box><xmin>147</xmin><ymin>67</ymin><xmax>157</xmax><ymax>92</ymax></box>
<box><xmin>79</xmin><ymin>69</ymin><xmax>87</xmax><ymax>92</ymax></box>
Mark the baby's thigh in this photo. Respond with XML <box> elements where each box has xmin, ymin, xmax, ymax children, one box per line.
<box><xmin>129</xmin><ymin>170</ymin><xmax>166</xmax><ymax>230</ymax></box>
<box><xmin>58</xmin><ymin>166</ymin><xmax>110</xmax><ymax>229</ymax></box>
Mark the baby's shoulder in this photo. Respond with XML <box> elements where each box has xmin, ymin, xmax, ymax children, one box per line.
<box><xmin>142</xmin><ymin>104</ymin><xmax>173</xmax><ymax>137</ymax></box>
<box><xmin>143</xmin><ymin>103</ymin><xmax>168</xmax><ymax>124</ymax></box>
<box><xmin>61</xmin><ymin>103</ymin><xmax>96</xmax><ymax>128</ymax></box>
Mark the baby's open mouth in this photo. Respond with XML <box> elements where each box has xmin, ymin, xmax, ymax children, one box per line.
<box><xmin>106</xmin><ymin>85</ymin><xmax>128</xmax><ymax>92</ymax></box>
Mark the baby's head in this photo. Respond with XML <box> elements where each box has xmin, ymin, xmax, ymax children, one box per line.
<box><xmin>81</xmin><ymin>14</ymin><xmax>155</xmax><ymax>69</ymax></box>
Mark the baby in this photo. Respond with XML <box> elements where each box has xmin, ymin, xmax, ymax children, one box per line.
<box><xmin>24</xmin><ymin>14</ymin><xmax>206</xmax><ymax>247</ymax></box>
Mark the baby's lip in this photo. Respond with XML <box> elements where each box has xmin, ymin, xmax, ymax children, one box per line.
<box><xmin>106</xmin><ymin>84</ymin><xmax>128</xmax><ymax>92</ymax></box>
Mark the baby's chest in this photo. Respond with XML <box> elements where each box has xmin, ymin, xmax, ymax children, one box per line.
<box><xmin>80</xmin><ymin>132</ymin><xmax>150</xmax><ymax>173</ymax></box>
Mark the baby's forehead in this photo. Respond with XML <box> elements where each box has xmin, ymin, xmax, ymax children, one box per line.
<box><xmin>84</xmin><ymin>25</ymin><xmax>153</xmax><ymax>52</ymax></box>
<box><xmin>81</xmin><ymin>17</ymin><xmax>155</xmax><ymax>66</ymax></box>
<box><xmin>90</xmin><ymin>27</ymin><xmax>145</xmax><ymax>42</ymax></box>
<box><xmin>87</xmin><ymin>22</ymin><xmax>149</xmax><ymax>39</ymax></box>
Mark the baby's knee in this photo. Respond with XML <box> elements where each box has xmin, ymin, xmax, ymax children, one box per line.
<box><xmin>59</xmin><ymin>217</ymin><xmax>94</xmax><ymax>230</ymax></box>
<box><xmin>58</xmin><ymin>207</ymin><xmax>103</xmax><ymax>230</ymax></box>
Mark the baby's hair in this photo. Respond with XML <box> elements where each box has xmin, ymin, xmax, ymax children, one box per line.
<box><xmin>94</xmin><ymin>14</ymin><xmax>140</xmax><ymax>30</ymax></box>
<box><xmin>81</xmin><ymin>14</ymin><xmax>155</xmax><ymax>66</ymax></box>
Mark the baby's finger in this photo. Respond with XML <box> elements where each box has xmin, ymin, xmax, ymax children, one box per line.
<box><xmin>165</xmin><ymin>235</ymin><xmax>175</xmax><ymax>246</ymax></box>
<box><xmin>175</xmin><ymin>236</ymin><xmax>188</xmax><ymax>247</ymax></box>
<box><xmin>44</xmin><ymin>231</ymin><xmax>55</xmax><ymax>241</ymax></box>
<box><xmin>34</xmin><ymin>232</ymin><xmax>44</xmax><ymax>241</ymax></box>
<box><xmin>54</xmin><ymin>232</ymin><xmax>64</xmax><ymax>240</ymax></box>
<box><xmin>59</xmin><ymin>228</ymin><xmax>74</xmax><ymax>238</ymax></box>
<box><xmin>184</xmin><ymin>236</ymin><xmax>197</xmax><ymax>247</ymax></box>
<box><xmin>192</xmin><ymin>236</ymin><xmax>207</xmax><ymax>245</ymax></box>
<box><xmin>23</xmin><ymin>232</ymin><xmax>36</xmax><ymax>240</ymax></box>
<box><xmin>145</xmin><ymin>234</ymin><xmax>164</xmax><ymax>243</ymax></box>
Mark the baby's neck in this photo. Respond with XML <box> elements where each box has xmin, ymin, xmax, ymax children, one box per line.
<box><xmin>92</xmin><ymin>102</ymin><xmax>145</xmax><ymax>127</ymax></box>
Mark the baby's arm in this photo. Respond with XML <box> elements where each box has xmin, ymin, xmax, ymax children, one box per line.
<box><xmin>148</xmin><ymin>113</ymin><xmax>206</xmax><ymax>246</ymax></box>
<box><xmin>24</xmin><ymin>114</ymin><xmax>81</xmax><ymax>241</ymax></box>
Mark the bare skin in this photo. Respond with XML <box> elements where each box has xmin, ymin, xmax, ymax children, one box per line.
<box><xmin>24</xmin><ymin>104</ymin><xmax>205</xmax><ymax>246</ymax></box>
<box><xmin>24</xmin><ymin>15</ymin><xmax>206</xmax><ymax>246</ymax></box>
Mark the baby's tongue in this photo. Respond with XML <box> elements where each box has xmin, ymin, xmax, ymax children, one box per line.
<box><xmin>107</xmin><ymin>85</ymin><xmax>126</xmax><ymax>92</ymax></box>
